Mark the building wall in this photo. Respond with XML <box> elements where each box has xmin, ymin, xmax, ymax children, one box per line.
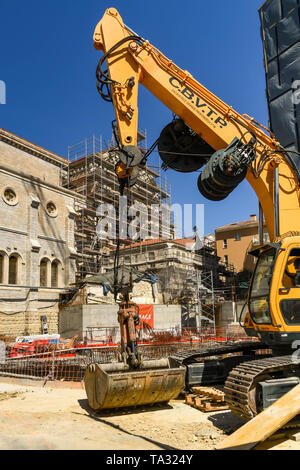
<box><xmin>0</xmin><ymin>130</ymin><xmax>64</xmax><ymax>185</ymax></box>
<box><xmin>105</xmin><ymin>238</ymin><xmax>221</xmax><ymax>304</ymax></box>
<box><xmin>59</xmin><ymin>304</ymin><xmax>182</xmax><ymax>338</ymax></box>
<box><xmin>0</xmin><ymin>129</ymin><xmax>84</xmax><ymax>337</ymax></box>
<box><xmin>66</xmin><ymin>281</ymin><xmax>158</xmax><ymax>307</ymax></box>
<box><xmin>215</xmin><ymin>223</ymin><xmax>258</xmax><ymax>273</ymax></box>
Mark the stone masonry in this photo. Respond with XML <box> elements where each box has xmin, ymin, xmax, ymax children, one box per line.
<box><xmin>0</xmin><ymin>128</ymin><xmax>85</xmax><ymax>336</ymax></box>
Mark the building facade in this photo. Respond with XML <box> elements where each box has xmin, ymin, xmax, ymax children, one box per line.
<box><xmin>0</xmin><ymin>128</ymin><xmax>84</xmax><ymax>336</ymax></box>
<box><xmin>103</xmin><ymin>236</ymin><xmax>232</xmax><ymax>305</ymax></box>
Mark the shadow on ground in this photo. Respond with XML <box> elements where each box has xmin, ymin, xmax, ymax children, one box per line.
<box><xmin>208</xmin><ymin>411</ymin><xmax>244</xmax><ymax>435</ymax></box>
<box><xmin>77</xmin><ymin>398</ymin><xmax>178</xmax><ymax>450</ymax></box>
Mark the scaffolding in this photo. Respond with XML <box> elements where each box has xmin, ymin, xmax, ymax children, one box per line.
<box><xmin>63</xmin><ymin>132</ymin><xmax>173</xmax><ymax>280</ymax></box>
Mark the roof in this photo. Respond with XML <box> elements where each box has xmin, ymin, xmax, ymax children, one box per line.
<box><xmin>0</xmin><ymin>127</ymin><xmax>67</xmax><ymax>166</ymax></box>
<box><xmin>119</xmin><ymin>237</ymin><xmax>195</xmax><ymax>250</ymax></box>
<box><xmin>215</xmin><ymin>219</ymin><xmax>259</xmax><ymax>233</ymax></box>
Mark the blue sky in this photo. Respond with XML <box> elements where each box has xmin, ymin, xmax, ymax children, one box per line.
<box><xmin>0</xmin><ymin>0</ymin><xmax>267</xmax><ymax>235</ymax></box>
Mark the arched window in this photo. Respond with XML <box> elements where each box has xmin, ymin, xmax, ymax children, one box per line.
<box><xmin>40</xmin><ymin>258</ymin><xmax>50</xmax><ymax>287</ymax></box>
<box><xmin>8</xmin><ymin>255</ymin><xmax>19</xmax><ymax>285</ymax></box>
<box><xmin>51</xmin><ymin>260</ymin><xmax>62</xmax><ymax>288</ymax></box>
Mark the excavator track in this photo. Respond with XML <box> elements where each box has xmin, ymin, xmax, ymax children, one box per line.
<box><xmin>169</xmin><ymin>341</ymin><xmax>268</xmax><ymax>365</ymax></box>
<box><xmin>225</xmin><ymin>355</ymin><xmax>300</xmax><ymax>421</ymax></box>
<box><xmin>169</xmin><ymin>341</ymin><xmax>271</xmax><ymax>388</ymax></box>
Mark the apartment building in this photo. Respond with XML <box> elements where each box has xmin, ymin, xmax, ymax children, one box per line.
<box><xmin>215</xmin><ymin>214</ymin><xmax>269</xmax><ymax>273</ymax></box>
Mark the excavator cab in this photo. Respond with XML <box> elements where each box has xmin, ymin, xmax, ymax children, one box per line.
<box><xmin>246</xmin><ymin>237</ymin><xmax>300</xmax><ymax>351</ymax></box>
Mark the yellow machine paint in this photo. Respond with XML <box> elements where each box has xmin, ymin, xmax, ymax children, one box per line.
<box><xmin>85</xmin><ymin>8</ymin><xmax>300</xmax><ymax>413</ymax></box>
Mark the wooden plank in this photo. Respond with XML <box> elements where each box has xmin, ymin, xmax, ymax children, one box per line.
<box><xmin>288</xmin><ymin>431</ymin><xmax>300</xmax><ymax>442</ymax></box>
<box><xmin>192</xmin><ymin>396</ymin><xmax>229</xmax><ymax>412</ymax></box>
<box><xmin>185</xmin><ymin>394</ymin><xmax>197</xmax><ymax>406</ymax></box>
<box><xmin>217</xmin><ymin>383</ymin><xmax>300</xmax><ymax>450</ymax></box>
<box><xmin>200</xmin><ymin>402</ymin><xmax>229</xmax><ymax>412</ymax></box>
<box><xmin>191</xmin><ymin>386</ymin><xmax>225</xmax><ymax>401</ymax></box>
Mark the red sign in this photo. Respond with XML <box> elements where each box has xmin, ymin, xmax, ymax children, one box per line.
<box><xmin>137</xmin><ymin>304</ymin><xmax>154</xmax><ymax>329</ymax></box>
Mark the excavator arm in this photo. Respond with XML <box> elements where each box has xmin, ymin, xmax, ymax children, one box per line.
<box><xmin>94</xmin><ymin>8</ymin><xmax>300</xmax><ymax>243</ymax></box>
<box><xmin>84</xmin><ymin>8</ymin><xmax>300</xmax><ymax>417</ymax></box>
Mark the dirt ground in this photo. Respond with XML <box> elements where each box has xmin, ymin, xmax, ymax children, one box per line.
<box><xmin>0</xmin><ymin>378</ymin><xmax>299</xmax><ymax>451</ymax></box>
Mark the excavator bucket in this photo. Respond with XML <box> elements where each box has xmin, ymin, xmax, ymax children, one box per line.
<box><xmin>84</xmin><ymin>359</ymin><xmax>186</xmax><ymax>411</ymax></box>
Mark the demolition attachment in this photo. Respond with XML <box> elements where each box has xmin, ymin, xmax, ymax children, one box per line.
<box><xmin>158</xmin><ymin>118</ymin><xmax>214</xmax><ymax>172</ymax></box>
<box><xmin>198</xmin><ymin>138</ymin><xmax>257</xmax><ymax>201</ymax></box>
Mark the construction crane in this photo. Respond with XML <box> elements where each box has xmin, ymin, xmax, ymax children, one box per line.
<box><xmin>84</xmin><ymin>7</ymin><xmax>300</xmax><ymax>420</ymax></box>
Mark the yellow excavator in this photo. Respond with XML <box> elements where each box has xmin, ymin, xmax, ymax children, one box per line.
<box><xmin>84</xmin><ymin>7</ymin><xmax>300</xmax><ymax>420</ymax></box>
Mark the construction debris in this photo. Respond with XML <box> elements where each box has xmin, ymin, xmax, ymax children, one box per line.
<box><xmin>185</xmin><ymin>386</ymin><xmax>229</xmax><ymax>413</ymax></box>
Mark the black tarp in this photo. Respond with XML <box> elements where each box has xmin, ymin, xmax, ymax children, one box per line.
<box><xmin>269</xmin><ymin>90</ymin><xmax>297</xmax><ymax>147</ymax></box>
<box><xmin>277</xmin><ymin>8</ymin><xmax>300</xmax><ymax>53</ymax></box>
<box><xmin>283</xmin><ymin>0</ymin><xmax>299</xmax><ymax>16</ymax></box>
<box><xmin>261</xmin><ymin>0</ymin><xmax>282</xmax><ymax>28</ymax></box>
<box><xmin>259</xmin><ymin>0</ymin><xmax>300</xmax><ymax>176</ymax></box>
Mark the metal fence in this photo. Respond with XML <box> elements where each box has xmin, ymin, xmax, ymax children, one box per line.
<box><xmin>0</xmin><ymin>342</ymin><xmax>208</xmax><ymax>382</ymax></box>
<box><xmin>81</xmin><ymin>325</ymin><xmax>251</xmax><ymax>346</ymax></box>
<box><xmin>0</xmin><ymin>325</ymin><xmax>256</xmax><ymax>382</ymax></box>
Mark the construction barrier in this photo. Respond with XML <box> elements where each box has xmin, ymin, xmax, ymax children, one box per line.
<box><xmin>0</xmin><ymin>326</ymin><xmax>257</xmax><ymax>382</ymax></box>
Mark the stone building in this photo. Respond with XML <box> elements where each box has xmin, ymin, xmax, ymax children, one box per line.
<box><xmin>0</xmin><ymin>128</ymin><xmax>84</xmax><ymax>336</ymax></box>
<box><xmin>103</xmin><ymin>236</ymin><xmax>231</xmax><ymax>305</ymax></box>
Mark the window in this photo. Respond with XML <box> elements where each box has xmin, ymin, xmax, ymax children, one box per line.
<box><xmin>234</xmin><ymin>232</ymin><xmax>241</xmax><ymax>241</ymax></box>
<box><xmin>8</xmin><ymin>255</ymin><xmax>18</xmax><ymax>285</ymax></box>
<box><xmin>280</xmin><ymin>300</ymin><xmax>300</xmax><ymax>325</ymax></box>
<box><xmin>40</xmin><ymin>258</ymin><xmax>49</xmax><ymax>287</ymax></box>
<box><xmin>0</xmin><ymin>254</ymin><xmax>4</xmax><ymax>283</ymax></box>
<box><xmin>224</xmin><ymin>255</ymin><xmax>228</xmax><ymax>265</ymax></box>
<box><xmin>250</xmin><ymin>248</ymin><xmax>275</xmax><ymax>298</ymax></box>
<box><xmin>2</xmin><ymin>187</ymin><xmax>18</xmax><ymax>206</ymax></box>
<box><xmin>46</xmin><ymin>201</ymin><xmax>58</xmax><ymax>218</ymax></box>
<box><xmin>282</xmin><ymin>248</ymin><xmax>300</xmax><ymax>288</ymax></box>
<box><xmin>51</xmin><ymin>260</ymin><xmax>60</xmax><ymax>287</ymax></box>
<box><xmin>223</xmin><ymin>239</ymin><xmax>227</xmax><ymax>249</ymax></box>
<box><xmin>263</xmin><ymin>229</ymin><xmax>270</xmax><ymax>243</ymax></box>
<box><xmin>249</xmin><ymin>248</ymin><xmax>276</xmax><ymax>325</ymax></box>
<box><xmin>149</xmin><ymin>252</ymin><xmax>155</xmax><ymax>261</ymax></box>
<box><xmin>249</xmin><ymin>298</ymin><xmax>271</xmax><ymax>325</ymax></box>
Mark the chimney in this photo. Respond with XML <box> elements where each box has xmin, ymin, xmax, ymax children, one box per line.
<box><xmin>250</xmin><ymin>214</ymin><xmax>256</xmax><ymax>221</ymax></box>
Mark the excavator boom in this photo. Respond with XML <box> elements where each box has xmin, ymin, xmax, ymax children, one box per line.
<box><xmin>94</xmin><ymin>8</ymin><xmax>300</xmax><ymax>242</ymax></box>
<box><xmin>85</xmin><ymin>7</ymin><xmax>300</xmax><ymax>416</ymax></box>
